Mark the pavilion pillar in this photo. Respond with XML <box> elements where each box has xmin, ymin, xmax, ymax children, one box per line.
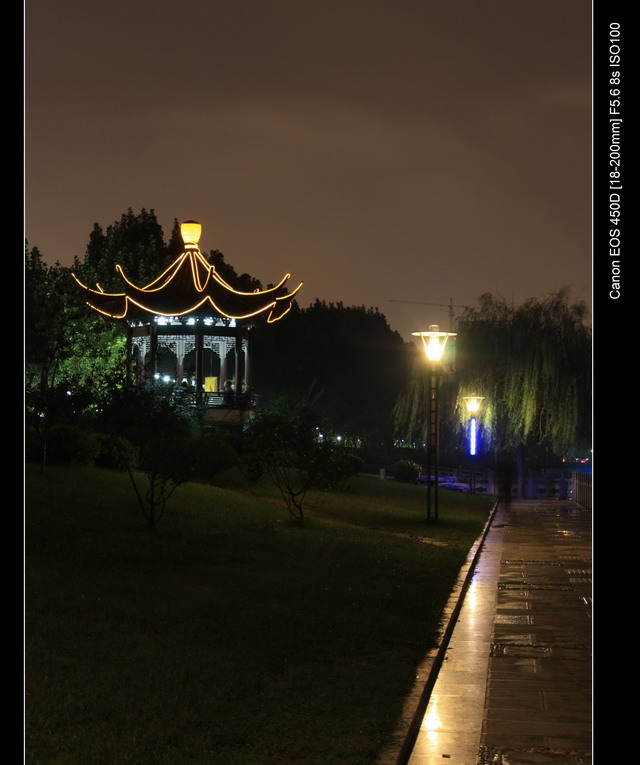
<box><xmin>220</xmin><ymin>349</ymin><xmax>229</xmax><ymax>390</ymax></box>
<box><xmin>149</xmin><ymin>323</ymin><xmax>158</xmax><ymax>380</ymax></box>
<box><xmin>176</xmin><ymin>336</ymin><xmax>185</xmax><ymax>383</ymax></box>
<box><xmin>235</xmin><ymin>332</ymin><xmax>245</xmax><ymax>399</ymax></box>
<box><xmin>195</xmin><ymin>325</ymin><xmax>204</xmax><ymax>403</ymax></box>
<box><xmin>126</xmin><ymin>324</ymin><xmax>134</xmax><ymax>383</ymax></box>
<box><xmin>244</xmin><ymin>330</ymin><xmax>252</xmax><ymax>388</ymax></box>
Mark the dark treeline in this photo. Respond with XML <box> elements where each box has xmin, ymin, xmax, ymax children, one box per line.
<box><xmin>252</xmin><ymin>299</ymin><xmax>412</xmax><ymax>466</ymax></box>
<box><xmin>26</xmin><ymin>208</ymin><xmax>592</xmax><ymax>480</ymax></box>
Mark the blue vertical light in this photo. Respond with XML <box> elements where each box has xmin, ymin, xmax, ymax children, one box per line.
<box><xmin>469</xmin><ymin>417</ymin><xmax>478</xmax><ymax>456</ymax></box>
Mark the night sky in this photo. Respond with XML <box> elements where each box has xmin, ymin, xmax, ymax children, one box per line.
<box><xmin>25</xmin><ymin>0</ymin><xmax>591</xmax><ymax>342</ymax></box>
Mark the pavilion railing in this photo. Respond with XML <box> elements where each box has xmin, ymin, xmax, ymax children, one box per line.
<box><xmin>173</xmin><ymin>390</ymin><xmax>260</xmax><ymax>410</ymax></box>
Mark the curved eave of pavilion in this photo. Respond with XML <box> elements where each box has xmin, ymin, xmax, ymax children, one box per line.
<box><xmin>72</xmin><ymin>250</ymin><xmax>303</xmax><ymax>324</ymax></box>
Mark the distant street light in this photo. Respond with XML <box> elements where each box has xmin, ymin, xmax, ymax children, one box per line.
<box><xmin>463</xmin><ymin>395</ymin><xmax>485</xmax><ymax>493</ymax></box>
<box><xmin>412</xmin><ymin>324</ymin><xmax>457</xmax><ymax>521</ymax></box>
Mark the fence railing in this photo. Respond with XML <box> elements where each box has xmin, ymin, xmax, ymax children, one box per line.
<box><xmin>569</xmin><ymin>472</ymin><xmax>592</xmax><ymax>510</ymax></box>
<box><xmin>426</xmin><ymin>467</ymin><xmax>591</xmax><ymax>506</ymax></box>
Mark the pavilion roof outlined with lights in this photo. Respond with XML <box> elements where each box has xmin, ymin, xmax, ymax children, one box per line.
<box><xmin>72</xmin><ymin>220</ymin><xmax>303</xmax><ymax>323</ymax></box>
<box><xmin>72</xmin><ymin>220</ymin><xmax>303</xmax><ymax>420</ymax></box>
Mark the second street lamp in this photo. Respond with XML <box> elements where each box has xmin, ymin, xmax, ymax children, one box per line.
<box><xmin>412</xmin><ymin>324</ymin><xmax>457</xmax><ymax>522</ymax></box>
<box><xmin>463</xmin><ymin>395</ymin><xmax>484</xmax><ymax>493</ymax></box>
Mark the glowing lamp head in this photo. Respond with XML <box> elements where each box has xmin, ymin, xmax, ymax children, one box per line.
<box><xmin>412</xmin><ymin>324</ymin><xmax>457</xmax><ymax>362</ymax></box>
<box><xmin>180</xmin><ymin>220</ymin><xmax>202</xmax><ymax>249</ymax></box>
<box><xmin>463</xmin><ymin>395</ymin><xmax>484</xmax><ymax>414</ymax></box>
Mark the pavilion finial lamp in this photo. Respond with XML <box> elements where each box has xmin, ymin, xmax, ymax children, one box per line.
<box><xmin>412</xmin><ymin>324</ymin><xmax>457</xmax><ymax>522</ymax></box>
<box><xmin>180</xmin><ymin>220</ymin><xmax>202</xmax><ymax>249</ymax></box>
<box><xmin>463</xmin><ymin>395</ymin><xmax>484</xmax><ymax>492</ymax></box>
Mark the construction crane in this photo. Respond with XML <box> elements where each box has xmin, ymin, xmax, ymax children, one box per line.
<box><xmin>389</xmin><ymin>297</ymin><xmax>469</xmax><ymax>331</ymax></box>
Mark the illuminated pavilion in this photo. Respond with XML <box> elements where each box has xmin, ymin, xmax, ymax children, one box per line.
<box><xmin>72</xmin><ymin>220</ymin><xmax>302</xmax><ymax>420</ymax></box>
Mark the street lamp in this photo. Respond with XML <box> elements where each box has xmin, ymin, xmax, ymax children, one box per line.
<box><xmin>412</xmin><ymin>324</ymin><xmax>457</xmax><ymax>521</ymax></box>
<box><xmin>463</xmin><ymin>395</ymin><xmax>484</xmax><ymax>493</ymax></box>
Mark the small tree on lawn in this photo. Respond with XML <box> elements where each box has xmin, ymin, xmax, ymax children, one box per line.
<box><xmin>242</xmin><ymin>394</ymin><xmax>359</xmax><ymax>523</ymax></box>
<box><xmin>99</xmin><ymin>385</ymin><xmax>199</xmax><ymax>527</ymax></box>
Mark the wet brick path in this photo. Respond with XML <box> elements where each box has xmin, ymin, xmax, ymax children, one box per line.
<box><xmin>405</xmin><ymin>499</ymin><xmax>592</xmax><ymax>765</ymax></box>
<box><xmin>479</xmin><ymin>501</ymin><xmax>592</xmax><ymax>765</ymax></box>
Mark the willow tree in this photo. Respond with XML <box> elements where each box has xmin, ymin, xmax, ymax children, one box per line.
<box><xmin>395</xmin><ymin>289</ymin><xmax>591</xmax><ymax>461</ymax></box>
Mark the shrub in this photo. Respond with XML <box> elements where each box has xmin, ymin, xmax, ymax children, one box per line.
<box><xmin>242</xmin><ymin>396</ymin><xmax>360</xmax><ymax>522</ymax></box>
<box><xmin>43</xmin><ymin>424</ymin><xmax>100</xmax><ymax>466</ymax></box>
<box><xmin>191</xmin><ymin>431</ymin><xmax>238</xmax><ymax>482</ymax></box>
<box><xmin>344</xmin><ymin>452</ymin><xmax>365</xmax><ymax>475</ymax></box>
<box><xmin>94</xmin><ymin>434</ymin><xmax>139</xmax><ymax>471</ymax></box>
<box><xmin>97</xmin><ymin>384</ymin><xmax>200</xmax><ymax>526</ymax></box>
<box><xmin>238</xmin><ymin>451</ymin><xmax>267</xmax><ymax>485</ymax></box>
<box><xmin>393</xmin><ymin>459</ymin><xmax>422</xmax><ymax>483</ymax></box>
<box><xmin>310</xmin><ymin>446</ymin><xmax>363</xmax><ymax>490</ymax></box>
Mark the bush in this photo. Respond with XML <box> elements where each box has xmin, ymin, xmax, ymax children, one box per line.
<box><xmin>344</xmin><ymin>452</ymin><xmax>365</xmax><ymax>475</ymax></box>
<box><xmin>43</xmin><ymin>424</ymin><xmax>100</xmax><ymax>466</ymax></box>
<box><xmin>191</xmin><ymin>430</ymin><xmax>238</xmax><ymax>482</ymax></box>
<box><xmin>242</xmin><ymin>397</ymin><xmax>361</xmax><ymax>522</ymax></box>
<box><xmin>94</xmin><ymin>434</ymin><xmax>139</xmax><ymax>471</ymax></box>
<box><xmin>238</xmin><ymin>451</ymin><xmax>267</xmax><ymax>485</ymax></box>
<box><xmin>323</xmin><ymin>450</ymin><xmax>364</xmax><ymax>484</ymax></box>
<box><xmin>393</xmin><ymin>459</ymin><xmax>422</xmax><ymax>483</ymax></box>
<box><xmin>97</xmin><ymin>384</ymin><xmax>201</xmax><ymax>526</ymax></box>
<box><xmin>311</xmin><ymin>446</ymin><xmax>363</xmax><ymax>490</ymax></box>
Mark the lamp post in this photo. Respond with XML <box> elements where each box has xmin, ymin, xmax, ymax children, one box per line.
<box><xmin>463</xmin><ymin>395</ymin><xmax>484</xmax><ymax>493</ymax></box>
<box><xmin>412</xmin><ymin>324</ymin><xmax>457</xmax><ymax>522</ymax></box>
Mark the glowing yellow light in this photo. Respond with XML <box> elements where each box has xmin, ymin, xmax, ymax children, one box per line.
<box><xmin>180</xmin><ymin>220</ymin><xmax>202</xmax><ymax>248</ymax></box>
<box><xmin>463</xmin><ymin>395</ymin><xmax>484</xmax><ymax>413</ymax></box>
<box><xmin>412</xmin><ymin>324</ymin><xmax>457</xmax><ymax>362</ymax></box>
<box><xmin>116</xmin><ymin>255</ymin><xmax>190</xmax><ymax>293</ymax></box>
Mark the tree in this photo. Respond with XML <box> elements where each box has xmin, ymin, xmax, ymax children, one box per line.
<box><xmin>25</xmin><ymin>244</ymin><xmax>127</xmax><ymax>465</ymax></box>
<box><xmin>241</xmin><ymin>392</ymin><xmax>360</xmax><ymax>523</ymax></box>
<box><xmin>26</xmin><ymin>243</ymin><xmax>127</xmax><ymax>396</ymax></box>
<box><xmin>395</xmin><ymin>288</ymin><xmax>592</xmax><ymax>464</ymax></box>
<box><xmin>97</xmin><ymin>385</ymin><xmax>200</xmax><ymax>527</ymax></box>
<box><xmin>455</xmin><ymin>289</ymin><xmax>591</xmax><ymax>458</ymax></box>
<box><xmin>27</xmin><ymin>208</ymin><xmax>184</xmax><ymax>411</ymax></box>
<box><xmin>26</xmin><ymin>244</ymin><xmax>83</xmax><ymax>396</ymax></box>
<box><xmin>251</xmin><ymin>300</ymin><xmax>412</xmax><ymax>467</ymax></box>
<box><xmin>79</xmin><ymin>208</ymin><xmax>173</xmax><ymax>292</ymax></box>
<box><xmin>206</xmin><ymin>249</ymin><xmax>264</xmax><ymax>293</ymax></box>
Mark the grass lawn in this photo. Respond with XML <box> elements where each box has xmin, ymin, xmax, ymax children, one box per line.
<box><xmin>26</xmin><ymin>464</ymin><xmax>494</xmax><ymax>765</ymax></box>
